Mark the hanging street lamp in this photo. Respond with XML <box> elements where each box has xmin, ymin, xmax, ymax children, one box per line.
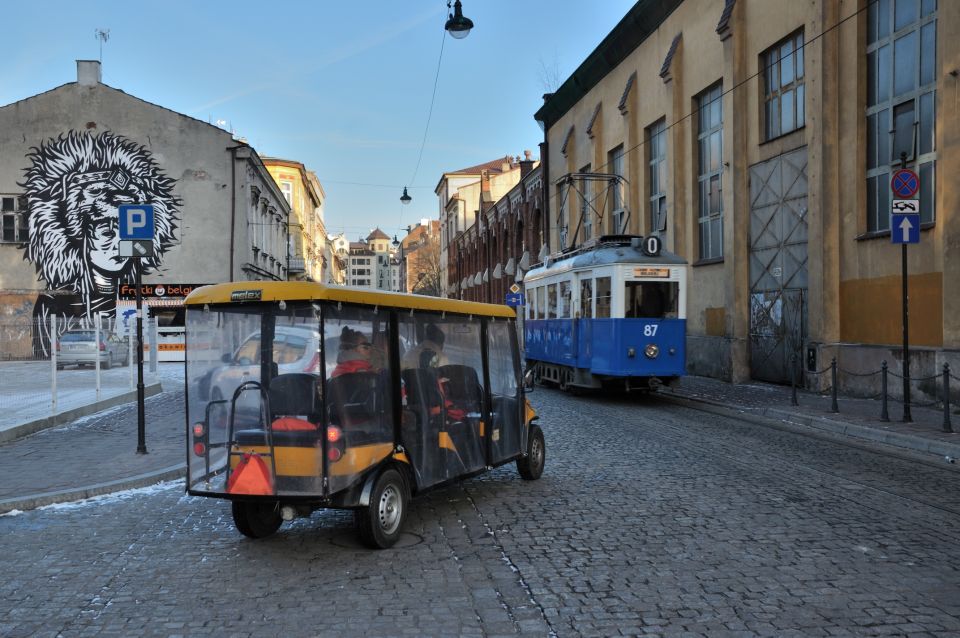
<box><xmin>445</xmin><ymin>0</ymin><xmax>474</xmax><ymax>39</ymax></box>
<box><xmin>400</xmin><ymin>187</ymin><xmax>412</xmax><ymax>205</ymax></box>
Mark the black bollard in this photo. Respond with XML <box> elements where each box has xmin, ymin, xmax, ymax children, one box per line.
<box><xmin>880</xmin><ymin>361</ymin><xmax>890</xmax><ymax>422</ymax></box>
<box><xmin>944</xmin><ymin>363</ymin><xmax>953</xmax><ymax>434</ymax></box>
<box><xmin>831</xmin><ymin>358</ymin><xmax>839</xmax><ymax>413</ymax></box>
<box><xmin>791</xmin><ymin>353</ymin><xmax>798</xmax><ymax>407</ymax></box>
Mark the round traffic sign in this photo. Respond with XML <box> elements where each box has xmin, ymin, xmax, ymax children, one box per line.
<box><xmin>891</xmin><ymin>169</ymin><xmax>919</xmax><ymax>199</ymax></box>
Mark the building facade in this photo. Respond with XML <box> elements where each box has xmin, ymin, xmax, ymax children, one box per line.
<box><xmin>436</xmin><ymin>156</ymin><xmax>524</xmax><ymax>298</ymax></box>
<box><xmin>262</xmin><ymin>158</ymin><xmax>327</xmax><ymax>283</ymax></box>
<box><xmin>0</xmin><ymin>60</ymin><xmax>289</xmax><ymax>351</ymax></box>
<box><xmin>453</xmin><ymin>159</ymin><xmax>543</xmax><ymax>304</ymax></box>
<box><xmin>397</xmin><ymin>219</ymin><xmax>442</xmax><ymax>295</ymax></box>
<box><xmin>327</xmin><ymin>233</ymin><xmax>349</xmax><ymax>285</ymax></box>
<box><xmin>345</xmin><ymin>229</ymin><xmax>396</xmax><ymax>290</ymax></box>
<box><xmin>436</xmin><ymin>155</ymin><xmax>546</xmax><ymax>302</ymax></box>
<box><xmin>533</xmin><ymin>0</ymin><xmax>958</xmax><ymax>390</ymax></box>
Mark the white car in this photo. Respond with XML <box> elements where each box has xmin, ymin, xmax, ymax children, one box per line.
<box><xmin>205</xmin><ymin>325</ymin><xmax>321</xmax><ymax>416</ymax></box>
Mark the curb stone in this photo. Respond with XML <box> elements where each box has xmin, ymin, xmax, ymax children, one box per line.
<box><xmin>0</xmin><ymin>464</ymin><xmax>186</xmax><ymax>514</ymax></box>
<box><xmin>0</xmin><ymin>381</ymin><xmax>164</xmax><ymax>444</ymax></box>
<box><xmin>658</xmin><ymin>391</ymin><xmax>960</xmax><ymax>465</ymax></box>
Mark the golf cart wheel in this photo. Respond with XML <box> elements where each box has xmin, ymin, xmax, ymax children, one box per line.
<box><xmin>517</xmin><ymin>424</ymin><xmax>545</xmax><ymax>481</ymax></box>
<box><xmin>232</xmin><ymin>501</ymin><xmax>282</xmax><ymax>539</ymax></box>
<box><xmin>356</xmin><ymin>468</ymin><xmax>408</xmax><ymax>549</ymax></box>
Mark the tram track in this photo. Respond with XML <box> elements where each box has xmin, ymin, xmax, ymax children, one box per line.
<box><xmin>632</xmin><ymin>399</ymin><xmax>960</xmax><ymax>530</ymax></box>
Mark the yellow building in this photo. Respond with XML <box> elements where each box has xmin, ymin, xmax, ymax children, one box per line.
<box><xmin>534</xmin><ymin>0</ymin><xmax>957</xmax><ymax>394</ymax></box>
<box><xmin>263</xmin><ymin>158</ymin><xmax>327</xmax><ymax>283</ymax></box>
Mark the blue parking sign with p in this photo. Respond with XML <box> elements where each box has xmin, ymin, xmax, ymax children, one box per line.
<box><xmin>119</xmin><ymin>205</ymin><xmax>154</xmax><ymax>240</ymax></box>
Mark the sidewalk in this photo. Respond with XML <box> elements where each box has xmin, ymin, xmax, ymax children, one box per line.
<box><xmin>2</xmin><ymin>369</ymin><xmax>959</xmax><ymax>514</ymax></box>
<box><xmin>0</xmin><ymin>363</ymin><xmax>183</xmax><ymax>514</ymax></box>
<box><xmin>660</xmin><ymin>375</ymin><xmax>960</xmax><ymax>460</ymax></box>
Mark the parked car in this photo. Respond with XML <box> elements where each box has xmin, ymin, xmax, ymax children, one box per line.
<box><xmin>56</xmin><ymin>330</ymin><xmax>128</xmax><ymax>370</ymax></box>
<box><xmin>204</xmin><ymin>324</ymin><xmax>321</xmax><ymax>409</ymax></box>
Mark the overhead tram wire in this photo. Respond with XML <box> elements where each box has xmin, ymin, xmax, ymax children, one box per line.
<box><xmin>543</xmin><ymin>0</ymin><xmax>878</xmax><ymax>211</ymax></box>
<box><xmin>397</xmin><ymin>20</ymin><xmax>448</xmax><ymax>232</ymax></box>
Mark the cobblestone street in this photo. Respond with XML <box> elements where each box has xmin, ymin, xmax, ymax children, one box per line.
<box><xmin>3</xmin><ymin>387</ymin><xmax>960</xmax><ymax>637</ymax></box>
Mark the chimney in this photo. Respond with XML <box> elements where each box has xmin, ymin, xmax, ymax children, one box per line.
<box><xmin>520</xmin><ymin>149</ymin><xmax>536</xmax><ymax>179</ymax></box>
<box><xmin>77</xmin><ymin>60</ymin><xmax>102</xmax><ymax>86</ymax></box>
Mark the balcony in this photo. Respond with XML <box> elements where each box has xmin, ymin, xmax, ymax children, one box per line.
<box><xmin>287</xmin><ymin>256</ymin><xmax>306</xmax><ymax>273</ymax></box>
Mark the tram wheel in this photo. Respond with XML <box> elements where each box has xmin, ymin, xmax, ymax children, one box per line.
<box><xmin>517</xmin><ymin>424</ymin><xmax>545</xmax><ymax>481</ymax></box>
<box><xmin>356</xmin><ymin>468</ymin><xmax>408</xmax><ymax>549</ymax></box>
<box><xmin>232</xmin><ymin>501</ymin><xmax>282</xmax><ymax>539</ymax></box>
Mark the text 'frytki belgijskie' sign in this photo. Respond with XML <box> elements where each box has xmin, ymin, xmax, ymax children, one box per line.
<box><xmin>118</xmin><ymin>283</ymin><xmax>210</xmax><ymax>299</ymax></box>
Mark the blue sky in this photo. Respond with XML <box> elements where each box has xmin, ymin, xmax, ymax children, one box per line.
<box><xmin>3</xmin><ymin>0</ymin><xmax>636</xmax><ymax>240</ymax></box>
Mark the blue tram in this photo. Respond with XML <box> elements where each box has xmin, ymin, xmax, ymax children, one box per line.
<box><xmin>523</xmin><ymin>235</ymin><xmax>687</xmax><ymax>391</ymax></box>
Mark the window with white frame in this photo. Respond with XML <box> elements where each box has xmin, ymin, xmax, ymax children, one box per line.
<box><xmin>608</xmin><ymin>146</ymin><xmax>625</xmax><ymax>234</ymax></box>
<box><xmin>646</xmin><ymin>119</ymin><xmax>667</xmax><ymax>234</ymax></box>
<box><xmin>280</xmin><ymin>181</ymin><xmax>293</xmax><ymax>206</ymax></box>
<box><xmin>580</xmin><ymin>164</ymin><xmax>592</xmax><ymax>241</ymax></box>
<box><xmin>866</xmin><ymin>0</ymin><xmax>936</xmax><ymax>232</ymax></box>
<box><xmin>697</xmin><ymin>83</ymin><xmax>724</xmax><ymax>261</ymax></box>
<box><xmin>763</xmin><ymin>31</ymin><xmax>805</xmax><ymax>141</ymax></box>
<box><xmin>1</xmin><ymin>195</ymin><xmax>28</xmax><ymax>243</ymax></box>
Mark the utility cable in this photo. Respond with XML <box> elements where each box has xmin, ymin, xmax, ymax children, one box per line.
<box><xmin>397</xmin><ymin>21</ymin><xmax>448</xmax><ymax>233</ymax></box>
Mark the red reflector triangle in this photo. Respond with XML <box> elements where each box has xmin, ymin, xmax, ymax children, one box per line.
<box><xmin>227</xmin><ymin>453</ymin><xmax>274</xmax><ymax>495</ymax></box>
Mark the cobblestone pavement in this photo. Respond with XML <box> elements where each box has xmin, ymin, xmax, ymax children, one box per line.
<box><xmin>2</xmin><ymin>388</ymin><xmax>960</xmax><ymax>637</ymax></box>
<box><xmin>0</xmin><ymin>389</ymin><xmax>185</xmax><ymax>504</ymax></box>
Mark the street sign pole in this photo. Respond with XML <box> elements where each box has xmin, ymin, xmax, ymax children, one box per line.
<box><xmin>119</xmin><ymin>204</ymin><xmax>154</xmax><ymax>454</ymax></box>
<box><xmin>895</xmin><ymin>154</ymin><xmax>913</xmax><ymax>422</ymax></box>
<box><xmin>135</xmin><ymin>271</ymin><xmax>148</xmax><ymax>454</ymax></box>
<box><xmin>901</xmin><ymin>238</ymin><xmax>910</xmax><ymax>422</ymax></box>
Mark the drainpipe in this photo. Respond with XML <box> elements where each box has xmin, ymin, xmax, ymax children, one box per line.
<box><xmin>227</xmin><ymin>145</ymin><xmax>244</xmax><ymax>282</ymax></box>
<box><xmin>539</xmin><ymin>138</ymin><xmax>549</xmax><ymax>253</ymax></box>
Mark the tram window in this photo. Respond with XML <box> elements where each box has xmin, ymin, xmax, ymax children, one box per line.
<box><xmin>536</xmin><ymin>287</ymin><xmax>545</xmax><ymax>320</ymax></box>
<box><xmin>546</xmin><ymin>284</ymin><xmax>558</xmax><ymax>319</ymax></box>
<box><xmin>596</xmin><ymin>277</ymin><xmax>612</xmax><ymax>318</ymax></box>
<box><xmin>559</xmin><ymin>281</ymin><xmax>571</xmax><ymax>319</ymax></box>
<box><xmin>580</xmin><ymin>279</ymin><xmax>593</xmax><ymax>318</ymax></box>
<box><xmin>625</xmin><ymin>282</ymin><xmax>679</xmax><ymax>319</ymax></box>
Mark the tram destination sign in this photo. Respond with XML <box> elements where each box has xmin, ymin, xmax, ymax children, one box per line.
<box><xmin>633</xmin><ymin>267</ymin><xmax>671</xmax><ymax>278</ymax></box>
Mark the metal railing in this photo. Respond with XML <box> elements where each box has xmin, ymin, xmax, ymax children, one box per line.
<box><xmin>0</xmin><ymin>314</ymin><xmax>160</xmax><ymax>429</ymax></box>
<box><xmin>791</xmin><ymin>355</ymin><xmax>954</xmax><ymax>433</ymax></box>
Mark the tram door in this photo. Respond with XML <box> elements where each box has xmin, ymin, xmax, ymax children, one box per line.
<box><xmin>574</xmin><ymin>273</ymin><xmax>593</xmax><ymax>367</ymax></box>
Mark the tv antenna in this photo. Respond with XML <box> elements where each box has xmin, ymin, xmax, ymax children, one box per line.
<box><xmin>94</xmin><ymin>29</ymin><xmax>110</xmax><ymax>62</ymax></box>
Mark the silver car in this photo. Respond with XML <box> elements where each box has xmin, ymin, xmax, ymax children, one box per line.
<box><xmin>56</xmin><ymin>330</ymin><xmax>129</xmax><ymax>370</ymax></box>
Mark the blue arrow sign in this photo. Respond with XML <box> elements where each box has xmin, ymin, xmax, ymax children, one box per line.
<box><xmin>505</xmin><ymin>293</ymin><xmax>525</xmax><ymax>307</ymax></box>
<box><xmin>119</xmin><ymin>205</ymin><xmax>155</xmax><ymax>240</ymax></box>
<box><xmin>891</xmin><ymin>213</ymin><xmax>920</xmax><ymax>244</ymax></box>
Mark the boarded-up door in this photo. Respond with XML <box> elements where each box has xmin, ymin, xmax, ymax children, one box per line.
<box><xmin>749</xmin><ymin>147</ymin><xmax>808</xmax><ymax>384</ymax></box>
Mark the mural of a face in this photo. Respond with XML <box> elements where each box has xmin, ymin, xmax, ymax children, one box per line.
<box><xmin>19</xmin><ymin>131</ymin><xmax>181</xmax><ymax>353</ymax></box>
<box><xmin>72</xmin><ymin>170</ymin><xmax>149</xmax><ymax>274</ymax></box>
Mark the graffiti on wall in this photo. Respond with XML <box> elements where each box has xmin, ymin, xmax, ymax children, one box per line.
<box><xmin>18</xmin><ymin>131</ymin><xmax>181</xmax><ymax>353</ymax></box>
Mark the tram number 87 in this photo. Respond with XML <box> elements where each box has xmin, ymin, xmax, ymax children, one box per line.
<box><xmin>643</xmin><ymin>324</ymin><xmax>658</xmax><ymax>336</ymax></box>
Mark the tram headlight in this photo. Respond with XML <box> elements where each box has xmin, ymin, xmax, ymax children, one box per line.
<box><xmin>644</xmin><ymin>344</ymin><xmax>660</xmax><ymax>359</ymax></box>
